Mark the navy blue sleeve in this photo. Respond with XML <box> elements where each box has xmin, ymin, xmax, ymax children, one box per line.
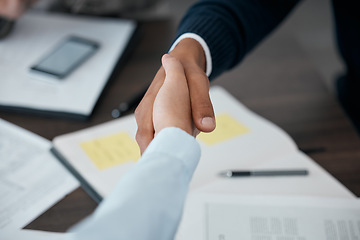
<box><xmin>175</xmin><ymin>0</ymin><xmax>300</xmax><ymax>79</ymax></box>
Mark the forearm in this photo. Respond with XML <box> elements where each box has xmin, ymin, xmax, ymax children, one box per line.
<box><xmin>69</xmin><ymin>128</ymin><xmax>201</xmax><ymax>240</ymax></box>
<box><xmin>175</xmin><ymin>0</ymin><xmax>300</xmax><ymax>79</ymax></box>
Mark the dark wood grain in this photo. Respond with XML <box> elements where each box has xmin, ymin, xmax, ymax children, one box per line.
<box><xmin>1</xmin><ymin>11</ymin><xmax>359</xmax><ymax>233</ymax></box>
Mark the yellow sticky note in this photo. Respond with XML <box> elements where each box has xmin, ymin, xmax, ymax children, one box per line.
<box><xmin>80</xmin><ymin>132</ymin><xmax>140</xmax><ymax>170</ymax></box>
<box><xmin>198</xmin><ymin>113</ymin><xmax>249</xmax><ymax>145</ymax></box>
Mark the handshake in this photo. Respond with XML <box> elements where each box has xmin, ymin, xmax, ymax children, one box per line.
<box><xmin>0</xmin><ymin>0</ymin><xmax>216</xmax><ymax>148</ymax></box>
<box><xmin>135</xmin><ymin>38</ymin><xmax>217</xmax><ymax>153</ymax></box>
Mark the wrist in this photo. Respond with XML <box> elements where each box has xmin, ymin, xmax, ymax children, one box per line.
<box><xmin>169</xmin><ymin>38</ymin><xmax>206</xmax><ymax>73</ymax></box>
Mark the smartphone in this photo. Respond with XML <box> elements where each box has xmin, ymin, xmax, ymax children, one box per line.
<box><xmin>30</xmin><ymin>36</ymin><xmax>100</xmax><ymax>79</ymax></box>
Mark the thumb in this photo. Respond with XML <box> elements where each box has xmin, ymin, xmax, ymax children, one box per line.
<box><xmin>184</xmin><ymin>64</ymin><xmax>216</xmax><ymax>133</ymax></box>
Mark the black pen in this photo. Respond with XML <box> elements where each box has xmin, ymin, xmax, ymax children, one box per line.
<box><xmin>219</xmin><ymin>169</ymin><xmax>309</xmax><ymax>177</ymax></box>
<box><xmin>111</xmin><ymin>87</ymin><xmax>148</xmax><ymax>118</ymax></box>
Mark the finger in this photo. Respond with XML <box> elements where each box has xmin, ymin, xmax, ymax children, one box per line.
<box><xmin>162</xmin><ymin>54</ymin><xmax>187</xmax><ymax>83</ymax></box>
<box><xmin>185</xmin><ymin>65</ymin><xmax>216</xmax><ymax>132</ymax></box>
<box><xmin>135</xmin><ymin>67</ymin><xmax>165</xmax><ymax>154</ymax></box>
<box><xmin>161</xmin><ymin>54</ymin><xmax>189</xmax><ymax>103</ymax></box>
<box><xmin>152</xmin><ymin>54</ymin><xmax>193</xmax><ymax>136</ymax></box>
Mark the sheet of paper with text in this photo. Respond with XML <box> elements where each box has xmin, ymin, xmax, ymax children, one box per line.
<box><xmin>0</xmin><ymin>119</ymin><xmax>79</xmax><ymax>231</ymax></box>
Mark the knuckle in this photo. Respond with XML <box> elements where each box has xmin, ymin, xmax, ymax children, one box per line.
<box><xmin>135</xmin><ymin>130</ymin><xmax>152</xmax><ymax>154</ymax></box>
<box><xmin>135</xmin><ymin>131</ymin><xmax>143</xmax><ymax>145</ymax></box>
<box><xmin>135</xmin><ymin>131</ymin><xmax>146</xmax><ymax>148</ymax></box>
<box><xmin>134</xmin><ymin>105</ymin><xmax>142</xmax><ymax>120</ymax></box>
<box><xmin>135</xmin><ymin>126</ymin><xmax>153</xmax><ymax>143</ymax></box>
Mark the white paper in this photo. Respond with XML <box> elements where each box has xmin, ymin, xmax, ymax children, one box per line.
<box><xmin>174</xmin><ymin>87</ymin><xmax>355</xmax><ymax>240</ymax></box>
<box><xmin>189</xmin><ymin>87</ymin><xmax>353</xmax><ymax>197</ymax></box>
<box><xmin>195</xmin><ymin>151</ymin><xmax>354</xmax><ymax>198</ymax></box>
<box><xmin>0</xmin><ymin>11</ymin><xmax>136</xmax><ymax>116</ymax></box>
<box><xmin>177</xmin><ymin>194</ymin><xmax>360</xmax><ymax>240</ymax></box>
<box><xmin>0</xmin><ymin>119</ymin><xmax>79</xmax><ymax>230</ymax></box>
<box><xmin>206</xmin><ymin>196</ymin><xmax>360</xmax><ymax>240</ymax></box>
<box><xmin>191</xmin><ymin>85</ymin><xmax>298</xmax><ymax>189</ymax></box>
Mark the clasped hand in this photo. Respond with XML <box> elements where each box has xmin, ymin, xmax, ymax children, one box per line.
<box><xmin>135</xmin><ymin>39</ymin><xmax>216</xmax><ymax>154</ymax></box>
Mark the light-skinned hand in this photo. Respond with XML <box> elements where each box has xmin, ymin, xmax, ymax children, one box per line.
<box><xmin>135</xmin><ymin>38</ymin><xmax>216</xmax><ymax>154</ymax></box>
<box><xmin>152</xmin><ymin>54</ymin><xmax>195</xmax><ymax>137</ymax></box>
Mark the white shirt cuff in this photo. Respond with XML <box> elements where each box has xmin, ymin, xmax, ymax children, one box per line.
<box><xmin>142</xmin><ymin>127</ymin><xmax>201</xmax><ymax>174</ymax></box>
<box><xmin>169</xmin><ymin>33</ymin><xmax>212</xmax><ymax>77</ymax></box>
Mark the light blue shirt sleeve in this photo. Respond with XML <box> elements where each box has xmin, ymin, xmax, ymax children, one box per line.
<box><xmin>68</xmin><ymin>127</ymin><xmax>201</xmax><ymax>240</ymax></box>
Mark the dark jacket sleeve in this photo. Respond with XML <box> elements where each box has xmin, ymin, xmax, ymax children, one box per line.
<box><xmin>175</xmin><ymin>0</ymin><xmax>300</xmax><ymax>79</ymax></box>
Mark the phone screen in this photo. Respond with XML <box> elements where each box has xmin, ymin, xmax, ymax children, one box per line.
<box><xmin>30</xmin><ymin>36</ymin><xmax>99</xmax><ymax>79</ymax></box>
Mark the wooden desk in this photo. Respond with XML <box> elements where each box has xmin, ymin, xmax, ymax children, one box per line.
<box><xmin>1</xmin><ymin>18</ymin><xmax>360</xmax><ymax>233</ymax></box>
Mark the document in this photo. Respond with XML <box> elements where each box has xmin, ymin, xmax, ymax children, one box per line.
<box><xmin>51</xmin><ymin>86</ymin><xmax>354</xmax><ymax>203</ymax></box>
<box><xmin>188</xmin><ymin>87</ymin><xmax>354</xmax><ymax>198</ymax></box>
<box><xmin>0</xmin><ymin>119</ymin><xmax>79</xmax><ymax>230</ymax></box>
<box><xmin>177</xmin><ymin>194</ymin><xmax>360</xmax><ymax>240</ymax></box>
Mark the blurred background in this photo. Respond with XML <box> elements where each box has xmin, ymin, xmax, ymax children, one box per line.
<box><xmin>11</xmin><ymin>0</ymin><xmax>344</xmax><ymax>94</ymax></box>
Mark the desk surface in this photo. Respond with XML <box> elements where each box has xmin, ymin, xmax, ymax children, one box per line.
<box><xmin>1</xmin><ymin>17</ymin><xmax>360</xmax><ymax>232</ymax></box>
